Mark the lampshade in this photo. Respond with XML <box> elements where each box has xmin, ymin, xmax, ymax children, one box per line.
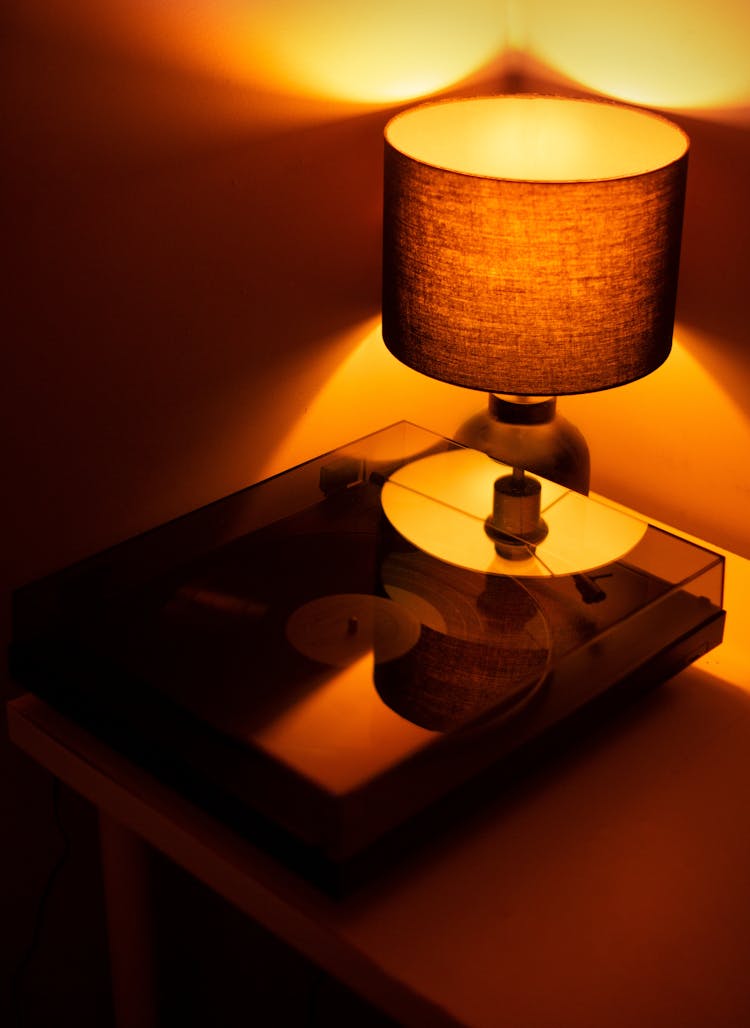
<box><xmin>382</xmin><ymin>95</ymin><xmax>689</xmax><ymax>395</ymax></box>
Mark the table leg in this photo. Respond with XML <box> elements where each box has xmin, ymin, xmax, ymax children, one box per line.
<box><xmin>99</xmin><ymin>813</ymin><xmax>158</xmax><ymax>1028</ymax></box>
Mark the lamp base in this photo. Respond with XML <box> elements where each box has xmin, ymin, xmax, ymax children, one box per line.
<box><xmin>455</xmin><ymin>395</ymin><xmax>590</xmax><ymax>495</ymax></box>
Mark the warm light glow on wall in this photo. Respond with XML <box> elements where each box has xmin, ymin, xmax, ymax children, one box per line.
<box><xmin>563</xmin><ymin>326</ymin><xmax>750</xmax><ymax>556</ymax></box>
<box><xmin>24</xmin><ymin>0</ymin><xmax>749</xmax><ymax>111</ymax></box>
<box><xmin>259</xmin><ymin>319</ymin><xmax>481</xmax><ymax>480</ymax></box>
<box><xmin>522</xmin><ymin>0</ymin><xmax>750</xmax><ymax>109</ymax></box>
<box><xmin>235</xmin><ymin>0</ymin><xmax>506</xmax><ymax>103</ymax></box>
<box><xmin>25</xmin><ymin>0</ymin><xmax>505</xmax><ymax>106</ymax></box>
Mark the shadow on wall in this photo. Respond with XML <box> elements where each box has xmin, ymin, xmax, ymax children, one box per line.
<box><xmin>3</xmin><ymin>35</ymin><xmax>380</xmax><ymax>584</ymax></box>
<box><xmin>678</xmin><ymin>113</ymin><xmax>750</xmax><ymax>358</ymax></box>
<box><xmin>2</xmin><ymin>7</ymin><xmax>509</xmax><ymax>588</ymax></box>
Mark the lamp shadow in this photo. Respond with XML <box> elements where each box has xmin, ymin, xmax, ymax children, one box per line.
<box><xmin>676</xmin><ymin>113</ymin><xmax>750</xmax><ymax>362</ymax></box>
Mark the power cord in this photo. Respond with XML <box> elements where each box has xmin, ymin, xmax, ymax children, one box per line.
<box><xmin>10</xmin><ymin>776</ymin><xmax>71</xmax><ymax>1027</ymax></box>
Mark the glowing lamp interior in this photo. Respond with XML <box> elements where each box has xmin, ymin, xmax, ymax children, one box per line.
<box><xmin>385</xmin><ymin>96</ymin><xmax>689</xmax><ymax>181</ymax></box>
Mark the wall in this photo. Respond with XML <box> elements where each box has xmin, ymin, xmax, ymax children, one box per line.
<box><xmin>2</xmin><ymin>1</ymin><xmax>749</xmax><ymax>1022</ymax></box>
<box><xmin>1</xmin><ymin>3</ymin><xmax>503</xmax><ymax>1022</ymax></box>
<box><xmin>2</xmin><ymin>2</ymin><xmax>507</xmax><ymax>590</ymax></box>
<box><xmin>515</xmin><ymin>0</ymin><xmax>750</xmax><ymax>554</ymax></box>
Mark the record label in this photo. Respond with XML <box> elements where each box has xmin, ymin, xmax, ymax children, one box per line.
<box><xmin>286</xmin><ymin>593</ymin><xmax>421</xmax><ymax>667</ymax></box>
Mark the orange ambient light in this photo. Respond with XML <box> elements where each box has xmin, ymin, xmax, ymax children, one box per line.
<box><xmin>26</xmin><ymin>0</ymin><xmax>506</xmax><ymax>106</ymax></box>
<box><xmin>523</xmin><ymin>0</ymin><xmax>750</xmax><ymax>110</ymax></box>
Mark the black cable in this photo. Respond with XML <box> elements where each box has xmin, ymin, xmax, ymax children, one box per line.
<box><xmin>10</xmin><ymin>776</ymin><xmax>71</xmax><ymax>1027</ymax></box>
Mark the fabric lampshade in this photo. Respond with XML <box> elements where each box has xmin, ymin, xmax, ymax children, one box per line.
<box><xmin>382</xmin><ymin>95</ymin><xmax>689</xmax><ymax>396</ymax></box>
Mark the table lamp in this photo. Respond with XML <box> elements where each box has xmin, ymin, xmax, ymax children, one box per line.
<box><xmin>382</xmin><ymin>95</ymin><xmax>688</xmax><ymax>557</ymax></box>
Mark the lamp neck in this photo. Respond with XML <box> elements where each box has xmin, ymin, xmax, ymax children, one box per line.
<box><xmin>455</xmin><ymin>393</ymin><xmax>590</xmax><ymax>494</ymax></box>
<box><xmin>489</xmin><ymin>394</ymin><xmax>556</xmax><ymax>426</ymax></box>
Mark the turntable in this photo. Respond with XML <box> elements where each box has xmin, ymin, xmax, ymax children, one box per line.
<box><xmin>10</xmin><ymin>422</ymin><xmax>725</xmax><ymax>892</ymax></box>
